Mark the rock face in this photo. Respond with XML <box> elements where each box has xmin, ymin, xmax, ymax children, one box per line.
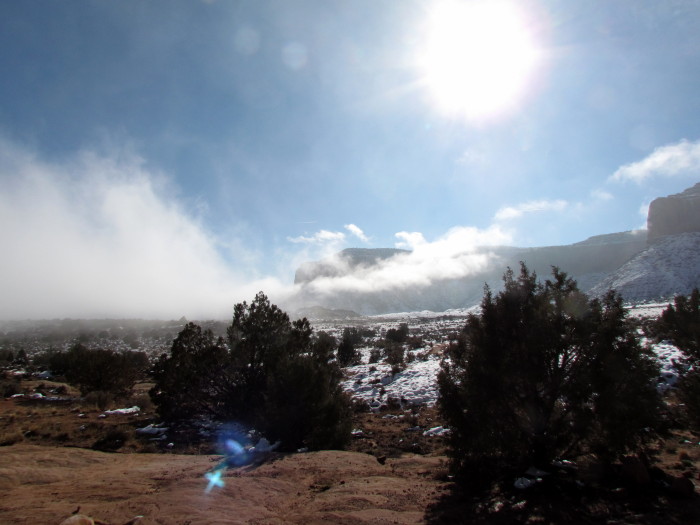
<box><xmin>588</xmin><ymin>232</ymin><xmax>700</xmax><ymax>302</ymax></box>
<box><xmin>647</xmin><ymin>183</ymin><xmax>700</xmax><ymax>242</ymax></box>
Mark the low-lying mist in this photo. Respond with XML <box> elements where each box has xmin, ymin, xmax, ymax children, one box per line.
<box><xmin>1</xmin><ymin>140</ymin><xmax>514</xmax><ymax>320</ymax></box>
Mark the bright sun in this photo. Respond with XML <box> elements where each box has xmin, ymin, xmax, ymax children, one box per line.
<box><xmin>418</xmin><ymin>0</ymin><xmax>541</xmax><ymax>121</ymax></box>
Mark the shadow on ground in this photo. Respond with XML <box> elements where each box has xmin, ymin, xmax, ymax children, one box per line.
<box><xmin>424</xmin><ymin>471</ymin><xmax>700</xmax><ymax>524</ymax></box>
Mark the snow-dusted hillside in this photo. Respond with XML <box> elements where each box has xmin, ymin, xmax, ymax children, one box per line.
<box><xmin>342</xmin><ymin>338</ymin><xmax>683</xmax><ymax>408</ymax></box>
<box><xmin>337</xmin><ymin>303</ymin><xmax>685</xmax><ymax>408</ymax></box>
<box><xmin>589</xmin><ymin>232</ymin><xmax>700</xmax><ymax>302</ymax></box>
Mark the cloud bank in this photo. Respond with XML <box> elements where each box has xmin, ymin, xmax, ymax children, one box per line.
<box><xmin>1</xmin><ymin>138</ymin><xmax>577</xmax><ymax>319</ymax></box>
<box><xmin>0</xmin><ymin>141</ymin><xmax>282</xmax><ymax>319</ymax></box>
<box><xmin>301</xmin><ymin>225</ymin><xmax>512</xmax><ymax>297</ymax></box>
<box><xmin>610</xmin><ymin>139</ymin><xmax>700</xmax><ymax>183</ymax></box>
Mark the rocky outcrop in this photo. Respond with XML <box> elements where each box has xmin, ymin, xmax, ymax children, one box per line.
<box><xmin>647</xmin><ymin>183</ymin><xmax>700</xmax><ymax>242</ymax></box>
<box><xmin>588</xmin><ymin>232</ymin><xmax>700</xmax><ymax>302</ymax></box>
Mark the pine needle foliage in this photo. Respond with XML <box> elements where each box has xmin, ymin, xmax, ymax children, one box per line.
<box><xmin>150</xmin><ymin>292</ymin><xmax>351</xmax><ymax>451</ymax></box>
<box><xmin>438</xmin><ymin>264</ymin><xmax>660</xmax><ymax>482</ymax></box>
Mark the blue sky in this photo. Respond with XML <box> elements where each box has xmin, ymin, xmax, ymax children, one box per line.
<box><xmin>2</xmin><ymin>0</ymin><xmax>700</xmax><ymax>318</ymax></box>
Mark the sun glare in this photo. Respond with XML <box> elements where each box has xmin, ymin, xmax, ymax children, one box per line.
<box><xmin>418</xmin><ymin>0</ymin><xmax>541</xmax><ymax>121</ymax></box>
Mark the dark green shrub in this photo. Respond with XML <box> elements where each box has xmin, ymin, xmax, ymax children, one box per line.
<box><xmin>651</xmin><ymin>289</ymin><xmax>700</xmax><ymax>426</ymax></box>
<box><xmin>337</xmin><ymin>327</ymin><xmax>361</xmax><ymax>366</ymax></box>
<box><xmin>313</xmin><ymin>331</ymin><xmax>337</xmax><ymax>363</ymax></box>
<box><xmin>50</xmin><ymin>345</ymin><xmax>148</xmax><ymax>397</ymax></box>
<box><xmin>385</xmin><ymin>343</ymin><xmax>405</xmax><ymax>369</ymax></box>
<box><xmin>151</xmin><ymin>292</ymin><xmax>352</xmax><ymax>451</ymax></box>
<box><xmin>149</xmin><ymin>323</ymin><xmax>229</xmax><ymax>422</ymax></box>
<box><xmin>653</xmin><ymin>288</ymin><xmax>700</xmax><ymax>355</ymax></box>
<box><xmin>438</xmin><ymin>264</ymin><xmax>660</xmax><ymax>483</ymax></box>
<box><xmin>262</xmin><ymin>354</ymin><xmax>351</xmax><ymax>450</ymax></box>
<box><xmin>386</xmin><ymin>323</ymin><xmax>409</xmax><ymax>344</ymax></box>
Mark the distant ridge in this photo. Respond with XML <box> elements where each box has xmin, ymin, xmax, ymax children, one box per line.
<box><xmin>292</xmin><ymin>305</ymin><xmax>362</xmax><ymax>321</ymax></box>
<box><xmin>290</xmin><ymin>183</ymin><xmax>700</xmax><ymax>314</ymax></box>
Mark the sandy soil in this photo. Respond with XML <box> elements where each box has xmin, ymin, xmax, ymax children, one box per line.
<box><xmin>0</xmin><ymin>444</ymin><xmax>447</xmax><ymax>525</ymax></box>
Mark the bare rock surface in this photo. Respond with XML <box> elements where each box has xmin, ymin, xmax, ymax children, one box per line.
<box><xmin>0</xmin><ymin>444</ymin><xmax>444</xmax><ymax>524</ymax></box>
<box><xmin>648</xmin><ymin>183</ymin><xmax>700</xmax><ymax>242</ymax></box>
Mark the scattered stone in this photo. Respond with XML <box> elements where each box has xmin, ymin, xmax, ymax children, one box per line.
<box><xmin>514</xmin><ymin>477</ymin><xmax>537</xmax><ymax>490</ymax></box>
<box><xmin>552</xmin><ymin>459</ymin><xmax>577</xmax><ymax>472</ymax></box>
<box><xmin>423</xmin><ymin>425</ymin><xmax>450</xmax><ymax>437</ymax></box>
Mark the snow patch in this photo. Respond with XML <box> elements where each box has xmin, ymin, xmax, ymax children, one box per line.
<box><xmin>103</xmin><ymin>406</ymin><xmax>140</xmax><ymax>415</ymax></box>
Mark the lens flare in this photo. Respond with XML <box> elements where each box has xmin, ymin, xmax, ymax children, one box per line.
<box><xmin>204</xmin><ymin>425</ymin><xmax>253</xmax><ymax>493</ymax></box>
<box><xmin>204</xmin><ymin>469</ymin><xmax>225</xmax><ymax>493</ymax></box>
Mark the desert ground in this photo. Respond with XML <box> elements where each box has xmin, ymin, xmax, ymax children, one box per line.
<box><xmin>0</xmin><ymin>443</ymin><xmax>447</xmax><ymax>525</ymax></box>
<box><xmin>0</xmin><ymin>388</ymin><xmax>451</xmax><ymax>525</ymax></box>
<box><xmin>2</xmin><ymin>387</ymin><xmax>700</xmax><ymax>525</ymax></box>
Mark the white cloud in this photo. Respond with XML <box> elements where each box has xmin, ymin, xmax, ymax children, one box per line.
<box><xmin>344</xmin><ymin>223</ymin><xmax>369</xmax><ymax>243</ymax></box>
<box><xmin>0</xmin><ymin>140</ymin><xmax>285</xmax><ymax>320</ymax></box>
<box><xmin>302</xmin><ymin>225</ymin><xmax>512</xmax><ymax>295</ymax></box>
<box><xmin>394</xmin><ymin>231</ymin><xmax>426</xmax><ymax>250</ymax></box>
<box><xmin>494</xmin><ymin>199</ymin><xmax>568</xmax><ymax>221</ymax></box>
<box><xmin>610</xmin><ymin>139</ymin><xmax>700</xmax><ymax>183</ymax></box>
<box><xmin>287</xmin><ymin>230</ymin><xmax>346</xmax><ymax>244</ymax></box>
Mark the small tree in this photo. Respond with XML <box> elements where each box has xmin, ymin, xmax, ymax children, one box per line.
<box><xmin>150</xmin><ymin>323</ymin><xmax>229</xmax><ymax>421</ymax></box>
<box><xmin>151</xmin><ymin>292</ymin><xmax>352</xmax><ymax>451</ymax></box>
<box><xmin>653</xmin><ymin>288</ymin><xmax>700</xmax><ymax>356</ymax></box>
<box><xmin>438</xmin><ymin>264</ymin><xmax>660</xmax><ymax>482</ymax></box>
<box><xmin>651</xmin><ymin>288</ymin><xmax>700</xmax><ymax>426</ymax></box>
<box><xmin>384</xmin><ymin>343</ymin><xmax>405</xmax><ymax>373</ymax></box>
<box><xmin>337</xmin><ymin>327</ymin><xmax>361</xmax><ymax>366</ymax></box>
<box><xmin>386</xmin><ymin>323</ymin><xmax>409</xmax><ymax>344</ymax></box>
<box><xmin>313</xmin><ymin>331</ymin><xmax>337</xmax><ymax>363</ymax></box>
<box><xmin>53</xmin><ymin>344</ymin><xmax>148</xmax><ymax>397</ymax></box>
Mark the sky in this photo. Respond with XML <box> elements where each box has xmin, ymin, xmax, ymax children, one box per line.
<box><xmin>2</xmin><ymin>0</ymin><xmax>700</xmax><ymax>319</ymax></box>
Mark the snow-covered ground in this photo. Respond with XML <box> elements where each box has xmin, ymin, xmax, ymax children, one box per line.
<box><xmin>651</xmin><ymin>341</ymin><xmax>685</xmax><ymax>392</ymax></box>
<box><xmin>342</xmin><ymin>354</ymin><xmax>442</xmax><ymax>408</ymax></box>
<box><xmin>333</xmin><ymin>303</ymin><xmax>687</xmax><ymax>408</ymax></box>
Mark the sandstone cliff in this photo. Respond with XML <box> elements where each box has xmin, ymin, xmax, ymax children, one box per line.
<box><xmin>647</xmin><ymin>182</ymin><xmax>700</xmax><ymax>242</ymax></box>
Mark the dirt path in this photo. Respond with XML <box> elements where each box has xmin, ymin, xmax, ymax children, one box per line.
<box><xmin>0</xmin><ymin>444</ymin><xmax>447</xmax><ymax>524</ymax></box>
